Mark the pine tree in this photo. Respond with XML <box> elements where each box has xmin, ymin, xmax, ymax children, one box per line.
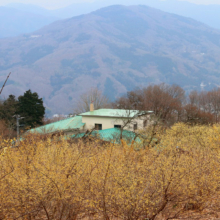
<box><xmin>17</xmin><ymin>90</ymin><xmax>45</xmax><ymax>128</ymax></box>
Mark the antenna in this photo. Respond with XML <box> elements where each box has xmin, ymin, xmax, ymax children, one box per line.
<box><xmin>0</xmin><ymin>72</ymin><xmax>11</xmax><ymax>96</ymax></box>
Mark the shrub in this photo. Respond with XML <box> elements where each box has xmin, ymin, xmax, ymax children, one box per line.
<box><xmin>0</xmin><ymin>124</ymin><xmax>220</xmax><ymax>219</ymax></box>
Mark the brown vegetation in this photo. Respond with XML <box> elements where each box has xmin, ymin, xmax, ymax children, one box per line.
<box><xmin>114</xmin><ymin>84</ymin><xmax>220</xmax><ymax>126</ymax></box>
<box><xmin>0</xmin><ymin>119</ymin><xmax>16</xmax><ymax>139</ymax></box>
<box><xmin>1</xmin><ymin>124</ymin><xmax>220</xmax><ymax>219</ymax></box>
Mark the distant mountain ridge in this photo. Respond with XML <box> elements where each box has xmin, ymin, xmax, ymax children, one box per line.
<box><xmin>1</xmin><ymin>5</ymin><xmax>220</xmax><ymax>115</ymax></box>
<box><xmin>2</xmin><ymin>1</ymin><xmax>220</xmax><ymax>39</ymax></box>
<box><xmin>0</xmin><ymin>6</ymin><xmax>58</xmax><ymax>38</ymax></box>
<box><xmin>6</xmin><ymin>0</ymin><xmax>220</xmax><ymax>30</ymax></box>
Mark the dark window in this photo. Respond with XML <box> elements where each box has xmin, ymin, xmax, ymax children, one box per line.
<box><xmin>143</xmin><ymin>120</ymin><xmax>147</xmax><ymax>127</ymax></box>
<box><xmin>134</xmin><ymin>123</ymin><xmax>137</xmax><ymax>130</ymax></box>
<box><xmin>95</xmin><ymin>124</ymin><xmax>102</xmax><ymax>130</ymax></box>
<box><xmin>114</xmin><ymin>125</ymin><xmax>121</xmax><ymax>128</ymax></box>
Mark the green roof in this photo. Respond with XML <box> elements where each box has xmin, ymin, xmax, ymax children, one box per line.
<box><xmin>29</xmin><ymin>116</ymin><xmax>85</xmax><ymax>134</ymax></box>
<box><xmin>80</xmin><ymin>109</ymin><xmax>153</xmax><ymax>118</ymax></box>
<box><xmin>71</xmin><ymin>128</ymin><xmax>143</xmax><ymax>144</ymax></box>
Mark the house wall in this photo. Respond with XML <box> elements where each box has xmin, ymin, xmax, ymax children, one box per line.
<box><xmin>82</xmin><ymin>115</ymin><xmax>152</xmax><ymax>131</ymax></box>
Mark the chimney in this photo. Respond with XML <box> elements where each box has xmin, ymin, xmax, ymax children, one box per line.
<box><xmin>90</xmin><ymin>101</ymin><xmax>94</xmax><ymax>112</ymax></box>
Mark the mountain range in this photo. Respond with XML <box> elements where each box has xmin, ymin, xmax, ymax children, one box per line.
<box><xmin>1</xmin><ymin>5</ymin><xmax>220</xmax><ymax>115</ymax></box>
<box><xmin>2</xmin><ymin>0</ymin><xmax>220</xmax><ymax>39</ymax></box>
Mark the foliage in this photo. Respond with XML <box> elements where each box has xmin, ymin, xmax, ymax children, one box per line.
<box><xmin>0</xmin><ymin>95</ymin><xmax>18</xmax><ymax>130</ymax></box>
<box><xmin>17</xmin><ymin>90</ymin><xmax>45</xmax><ymax>129</ymax></box>
<box><xmin>0</xmin><ymin>91</ymin><xmax>45</xmax><ymax>130</ymax></box>
<box><xmin>0</xmin><ymin>124</ymin><xmax>220</xmax><ymax>219</ymax></box>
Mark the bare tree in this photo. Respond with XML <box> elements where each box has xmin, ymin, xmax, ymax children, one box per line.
<box><xmin>188</xmin><ymin>88</ymin><xmax>220</xmax><ymax>123</ymax></box>
<box><xmin>113</xmin><ymin>84</ymin><xmax>185</xmax><ymax>126</ymax></box>
<box><xmin>189</xmin><ymin>90</ymin><xmax>200</xmax><ymax>107</ymax></box>
<box><xmin>143</xmin><ymin>83</ymin><xmax>185</xmax><ymax>124</ymax></box>
<box><xmin>184</xmin><ymin>104</ymin><xmax>214</xmax><ymax>125</ymax></box>
<box><xmin>113</xmin><ymin>89</ymin><xmax>145</xmax><ymax>110</ymax></box>
<box><xmin>114</xmin><ymin>84</ymin><xmax>220</xmax><ymax>125</ymax></box>
<box><xmin>207</xmin><ymin>88</ymin><xmax>220</xmax><ymax>122</ymax></box>
<box><xmin>74</xmin><ymin>88</ymin><xmax>109</xmax><ymax>114</ymax></box>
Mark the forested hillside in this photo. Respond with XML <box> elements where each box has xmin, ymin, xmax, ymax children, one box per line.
<box><xmin>1</xmin><ymin>5</ymin><xmax>220</xmax><ymax>114</ymax></box>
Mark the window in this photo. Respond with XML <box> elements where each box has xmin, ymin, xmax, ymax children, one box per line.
<box><xmin>134</xmin><ymin>123</ymin><xmax>137</xmax><ymax>131</ymax></box>
<box><xmin>114</xmin><ymin>125</ymin><xmax>121</xmax><ymax>129</ymax></box>
<box><xmin>95</xmin><ymin>124</ymin><xmax>102</xmax><ymax>130</ymax></box>
<box><xmin>143</xmin><ymin>120</ymin><xmax>147</xmax><ymax>127</ymax></box>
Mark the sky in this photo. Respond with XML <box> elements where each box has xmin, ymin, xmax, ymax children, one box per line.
<box><xmin>1</xmin><ymin>0</ymin><xmax>220</xmax><ymax>9</ymax></box>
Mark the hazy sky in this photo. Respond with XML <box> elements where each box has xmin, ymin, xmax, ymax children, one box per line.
<box><xmin>1</xmin><ymin>0</ymin><xmax>220</xmax><ymax>9</ymax></box>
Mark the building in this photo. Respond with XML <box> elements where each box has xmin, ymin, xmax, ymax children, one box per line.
<box><xmin>28</xmin><ymin>103</ymin><xmax>153</xmax><ymax>141</ymax></box>
<box><xmin>80</xmin><ymin>103</ymin><xmax>153</xmax><ymax>131</ymax></box>
<box><xmin>28</xmin><ymin>115</ymin><xmax>85</xmax><ymax>135</ymax></box>
<box><xmin>71</xmin><ymin>128</ymin><xmax>145</xmax><ymax>145</ymax></box>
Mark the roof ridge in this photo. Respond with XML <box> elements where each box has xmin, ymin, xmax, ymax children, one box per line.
<box><xmin>50</xmin><ymin>115</ymin><xmax>81</xmax><ymax>124</ymax></box>
<box><xmin>34</xmin><ymin>116</ymin><xmax>81</xmax><ymax>129</ymax></box>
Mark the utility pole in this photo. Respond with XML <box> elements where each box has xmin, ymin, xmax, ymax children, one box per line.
<box><xmin>13</xmin><ymin>115</ymin><xmax>24</xmax><ymax>142</ymax></box>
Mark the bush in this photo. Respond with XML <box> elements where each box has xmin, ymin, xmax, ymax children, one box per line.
<box><xmin>0</xmin><ymin>124</ymin><xmax>220</xmax><ymax>219</ymax></box>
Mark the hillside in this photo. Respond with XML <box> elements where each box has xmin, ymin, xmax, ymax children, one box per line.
<box><xmin>1</xmin><ymin>5</ymin><xmax>220</xmax><ymax>115</ymax></box>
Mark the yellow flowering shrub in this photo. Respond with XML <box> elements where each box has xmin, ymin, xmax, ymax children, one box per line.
<box><xmin>0</xmin><ymin>124</ymin><xmax>220</xmax><ymax>219</ymax></box>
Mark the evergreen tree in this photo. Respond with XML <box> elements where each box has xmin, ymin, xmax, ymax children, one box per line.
<box><xmin>0</xmin><ymin>95</ymin><xmax>18</xmax><ymax>130</ymax></box>
<box><xmin>17</xmin><ymin>90</ymin><xmax>45</xmax><ymax>128</ymax></box>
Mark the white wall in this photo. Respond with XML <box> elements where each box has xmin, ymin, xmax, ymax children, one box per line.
<box><xmin>81</xmin><ymin>115</ymin><xmax>151</xmax><ymax>131</ymax></box>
